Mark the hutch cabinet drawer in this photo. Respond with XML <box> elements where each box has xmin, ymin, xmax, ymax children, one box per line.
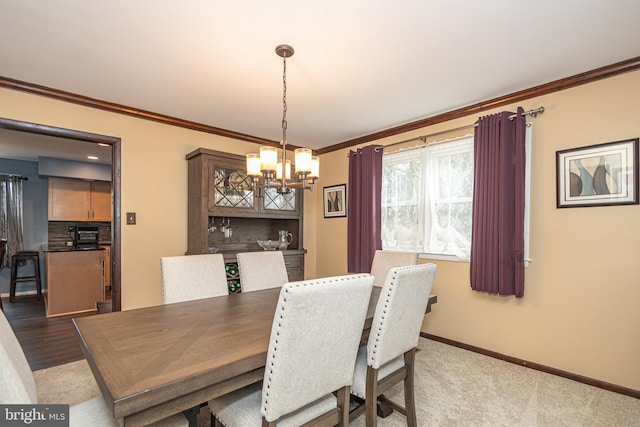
<box><xmin>283</xmin><ymin>253</ymin><xmax>303</xmax><ymax>269</ymax></box>
<box><xmin>283</xmin><ymin>253</ymin><xmax>304</xmax><ymax>281</ymax></box>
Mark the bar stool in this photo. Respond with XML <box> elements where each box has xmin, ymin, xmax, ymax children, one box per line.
<box><xmin>10</xmin><ymin>251</ymin><xmax>42</xmax><ymax>302</ymax></box>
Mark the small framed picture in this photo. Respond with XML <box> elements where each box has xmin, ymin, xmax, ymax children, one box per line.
<box><xmin>556</xmin><ymin>138</ymin><xmax>639</xmax><ymax>208</ymax></box>
<box><xmin>323</xmin><ymin>184</ymin><xmax>347</xmax><ymax>218</ymax></box>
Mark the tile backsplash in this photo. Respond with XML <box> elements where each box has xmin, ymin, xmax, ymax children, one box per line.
<box><xmin>48</xmin><ymin>221</ymin><xmax>111</xmax><ymax>247</ymax></box>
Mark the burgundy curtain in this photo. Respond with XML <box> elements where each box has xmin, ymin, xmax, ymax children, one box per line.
<box><xmin>470</xmin><ymin>107</ymin><xmax>526</xmax><ymax>297</ymax></box>
<box><xmin>347</xmin><ymin>145</ymin><xmax>383</xmax><ymax>273</ymax></box>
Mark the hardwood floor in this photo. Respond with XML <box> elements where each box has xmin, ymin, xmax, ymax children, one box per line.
<box><xmin>2</xmin><ymin>294</ymin><xmax>110</xmax><ymax>371</ymax></box>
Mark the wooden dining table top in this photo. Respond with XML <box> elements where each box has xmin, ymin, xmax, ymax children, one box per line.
<box><xmin>73</xmin><ymin>286</ymin><xmax>437</xmax><ymax>427</ymax></box>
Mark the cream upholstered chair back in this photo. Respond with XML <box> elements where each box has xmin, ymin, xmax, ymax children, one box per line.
<box><xmin>236</xmin><ymin>251</ymin><xmax>289</xmax><ymax>293</ymax></box>
<box><xmin>350</xmin><ymin>264</ymin><xmax>436</xmax><ymax>426</ymax></box>
<box><xmin>369</xmin><ymin>250</ymin><xmax>419</xmax><ymax>287</ymax></box>
<box><xmin>261</xmin><ymin>274</ymin><xmax>374</xmax><ymax>423</ymax></box>
<box><xmin>367</xmin><ymin>263</ymin><xmax>437</xmax><ymax>369</ymax></box>
<box><xmin>160</xmin><ymin>253</ymin><xmax>228</xmax><ymax>304</ymax></box>
<box><xmin>0</xmin><ymin>309</ymin><xmax>37</xmax><ymax>404</ymax></box>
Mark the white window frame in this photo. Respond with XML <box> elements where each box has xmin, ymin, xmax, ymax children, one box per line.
<box><xmin>381</xmin><ymin>128</ymin><xmax>532</xmax><ymax>265</ymax></box>
<box><xmin>381</xmin><ymin>135</ymin><xmax>474</xmax><ymax>261</ymax></box>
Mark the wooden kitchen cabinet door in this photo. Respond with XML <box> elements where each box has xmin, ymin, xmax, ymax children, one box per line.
<box><xmin>48</xmin><ymin>178</ymin><xmax>111</xmax><ymax>221</ymax></box>
<box><xmin>91</xmin><ymin>181</ymin><xmax>111</xmax><ymax>221</ymax></box>
<box><xmin>48</xmin><ymin>178</ymin><xmax>91</xmax><ymax>221</ymax></box>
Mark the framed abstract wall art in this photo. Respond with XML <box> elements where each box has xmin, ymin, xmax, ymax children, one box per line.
<box><xmin>323</xmin><ymin>184</ymin><xmax>347</xmax><ymax>217</ymax></box>
<box><xmin>556</xmin><ymin>138</ymin><xmax>638</xmax><ymax>208</ymax></box>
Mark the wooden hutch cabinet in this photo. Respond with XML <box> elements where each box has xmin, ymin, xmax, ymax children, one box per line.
<box><xmin>186</xmin><ymin>148</ymin><xmax>305</xmax><ymax>287</ymax></box>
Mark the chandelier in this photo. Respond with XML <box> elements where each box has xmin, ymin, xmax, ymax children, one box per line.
<box><xmin>246</xmin><ymin>44</ymin><xmax>319</xmax><ymax>194</ymax></box>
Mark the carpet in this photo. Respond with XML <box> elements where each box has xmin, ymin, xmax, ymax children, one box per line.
<box><xmin>33</xmin><ymin>338</ymin><xmax>640</xmax><ymax>426</ymax></box>
<box><xmin>34</xmin><ymin>359</ymin><xmax>101</xmax><ymax>406</ymax></box>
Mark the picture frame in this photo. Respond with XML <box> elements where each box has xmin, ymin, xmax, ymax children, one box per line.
<box><xmin>556</xmin><ymin>138</ymin><xmax>639</xmax><ymax>208</ymax></box>
<box><xmin>323</xmin><ymin>184</ymin><xmax>347</xmax><ymax>217</ymax></box>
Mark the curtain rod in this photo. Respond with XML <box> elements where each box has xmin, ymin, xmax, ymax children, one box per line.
<box><xmin>348</xmin><ymin>123</ymin><xmax>475</xmax><ymax>156</ymax></box>
<box><xmin>380</xmin><ymin>123</ymin><xmax>475</xmax><ymax>151</ymax></box>
<box><xmin>348</xmin><ymin>106</ymin><xmax>545</xmax><ymax>156</ymax></box>
<box><xmin>508</xmin><ymin>106</ymin><xmax>545</xmax><ymax>121</ymax></box>
<box><xmin>0</xmin><ymin>173</ymin><xmax>28</xmax><ymax>181</ymax></box>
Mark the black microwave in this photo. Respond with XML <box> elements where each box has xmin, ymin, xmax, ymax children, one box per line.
<box><xmin>75</xmin><ymin>226</ymin><xmax>99</xmax><ymax>247</ymax></box>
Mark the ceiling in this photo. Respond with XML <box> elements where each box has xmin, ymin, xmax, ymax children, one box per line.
<box><xmin>1</xmin><ymin>1</ymin><xmax>640</xmax><ymax>163</ymax></box>
<box><xmin>0</xmin><ymin>128</ymin><xmax>112</xmax><ymax>165</ymax></box>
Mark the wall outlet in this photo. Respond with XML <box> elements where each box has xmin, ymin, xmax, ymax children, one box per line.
<box><xmin>66</xmin><ymin>241</ymin><xmax>73</xmax><ymax>247</ymax></box>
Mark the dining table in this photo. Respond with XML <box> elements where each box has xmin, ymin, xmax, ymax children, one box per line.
<box><xmin>73</xmin><ymin>285</ymin><xmax>437</xmax><ymax>427</ymax></box>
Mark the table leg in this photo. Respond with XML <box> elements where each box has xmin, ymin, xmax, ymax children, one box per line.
<box><xmin>376</xmin><ymin>399</ymin><xmax>394</xmax><ymax>418</ymax></box>
<box><xmin>182</xmin><ymin>405</ymin><xmax>201</xmax><ymax>427</ymax></box>
<box><xmin>349</xmin><ymin>395</ymin><xmax>394</xmax><ymax>420</ymax></box>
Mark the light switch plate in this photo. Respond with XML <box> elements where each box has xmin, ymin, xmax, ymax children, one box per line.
<box><xmin>126</xmin><ymin>212</ymin><xmax>136</xmax><ymax>225</ymax></box>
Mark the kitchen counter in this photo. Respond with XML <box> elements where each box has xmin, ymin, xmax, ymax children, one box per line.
<box><xmin>43</xmin><ymin>246</ymin><xmax>105</xmax><ymax>252</ymax></box>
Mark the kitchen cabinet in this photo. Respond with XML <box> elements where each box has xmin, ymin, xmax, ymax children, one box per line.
<box><xmin>44</xmin><ymin>248</ymin><xmax>105</xmax><ymax>317</ymax></box>
<box><xmin>186</xmin><ymin>148</ymin><xmax>305</xmax><ymax>281</ymax></box>
<box><xmin>101</xmin><ymin>245</ymin><xmax>111</xmax><ymax>290</ymax></box>
<box><xmin>48</xmin><ymin>177</ymin><xmax>111</xmax><ymax>221</ymax></box>
<box><xmin>90</xmin><ymin>181</ymin><xmax>111</xmax><ymax>221</ymax></box>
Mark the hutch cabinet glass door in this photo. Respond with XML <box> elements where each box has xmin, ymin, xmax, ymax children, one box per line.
<box><xmin>262</xmin><ymin>187</ymin><xmax>298</xmax><ymax>213</ymax></box>
<box><xmin>208</xmin><ymin>163</ymin><xmax>257</xmax><ymax>214</ymax></box>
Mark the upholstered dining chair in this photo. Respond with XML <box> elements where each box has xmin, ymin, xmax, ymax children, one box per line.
<box><xmin>160</xmin><ymin>253</ymin><xmax>229</xmax><ymax>304</ymax></box>
<box><xmin>351</xmin><ymin>263</ymin><xmax>437</xmax><ymax>427</ymax></box>
<box><xmin>369</xmin><ymin>250</ymin><xmax>419</xmax><ymax>287</ymax></box>
<box><xmin>208</xmin><ymin>273</ymin><xmax>375</xmax><ymax>426</ymax></box>
<box><xmin>236</xmin><ymin>251</ymin><xmax>289</xmax><ymax>293</ymax></box>
<box><xmin>0</xmin><ymin>310</ymin><xmax>187</xmax><ymax>426</ymax></box>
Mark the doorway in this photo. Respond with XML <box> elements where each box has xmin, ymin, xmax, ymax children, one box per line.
<box><xmin>0</xmin><ymin>117</ymin><xmax>121</xmax><ymax>311</ymax></box>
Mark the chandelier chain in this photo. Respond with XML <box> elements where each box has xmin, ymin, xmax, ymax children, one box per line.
<box><xmin>282</xmin><ymin>54</ymin><xmax>288</xmax><ymax>134</ymax></box>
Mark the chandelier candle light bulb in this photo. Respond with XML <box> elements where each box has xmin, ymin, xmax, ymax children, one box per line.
<box><xmin>259</xmin><ymin>146</ymin><xmax>278</xmax><ymax>173</ymax></box>
<box><xmin>246</xmin><ymin>153</ymin><xmax>261</xmax><ymax>176</ymax></box>
<box><xmin>245</xmin><ymin>44</ymin><xmax>319</xmax><ymax>193</ymax></box>
<box><xmin>310</xmin><ymin>156</ymin><xmax>320</xmax><ymax>178</ymax></box>
<box><xmin>277</xmin><ymin>159</ymin><xmax>291</xmax><ymax>180</ymax></box>
<box><xmin>294</xmin><ymin>148</ymin><xmax>312</xmax><ymax>173</ymax></box>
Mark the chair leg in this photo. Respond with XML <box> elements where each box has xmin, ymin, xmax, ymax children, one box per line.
<box><xmin>9</xmin><ymin>258</ymin><xmax>17</xmax><ymax>302</ymax></box>
<box><xmin>365</xmin><ymin>366</ymin><xmax>379</xmax><ymax>427</ymax></box>
<box><xmin>33</xmin><ymin>255</ymin><xmax>42</xmax><ymax>299</ymax></box>
<box><xmin>403</xmin><ymin>349</ymin><xmax>417</xmax><ymax>427</ymax></box>
<box><xmin>336</xmin><ymin>386</ymin><xmax>350</xmax><ymax>427</ymax></box>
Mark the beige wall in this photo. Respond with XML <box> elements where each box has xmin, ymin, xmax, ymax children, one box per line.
<box><xmin>313</xmin><ymin>70</ymin><xmax>640</xmax><ymax>391</ymax></box>
<box><xmin>0</xmin><ymin>88</ymin><xmax>267</xmax><ymax>308</ymax></box>
<box><xmin>2</xmin><ymin>70</ymin><xmax>639</xmax><ymax>391</ymax></box>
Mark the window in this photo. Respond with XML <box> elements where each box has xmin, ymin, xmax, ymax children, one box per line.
<box><xmin>381</xmin><ymin>135</ymin><xmax>474</xmax><ymax>261</ymax></box>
